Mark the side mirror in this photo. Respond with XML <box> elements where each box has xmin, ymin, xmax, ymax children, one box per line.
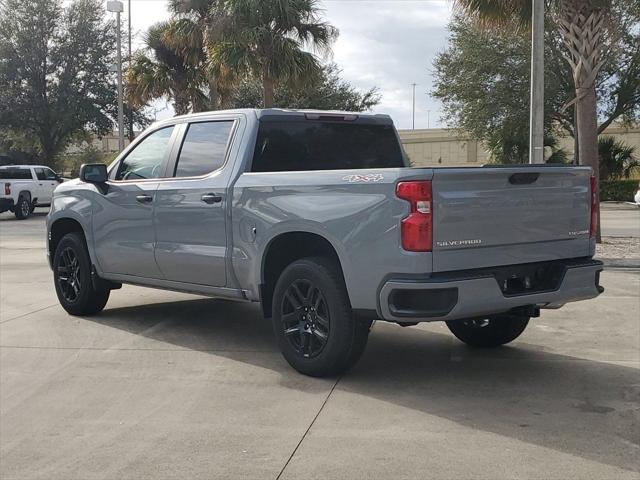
<box><xmin>55</xmin><ymin>174</ymin><xmax>64</xmax><ymax>183</ymax></box>
<box><xmin>79</xmin><ymin>163</ymin><xmax>108</xmax><ymax>184</ymax></box>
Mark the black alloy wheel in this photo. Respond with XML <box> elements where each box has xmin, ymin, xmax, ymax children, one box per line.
<box><xmin>53</xmin><ymin>232</ymin><xmax>110</xmax><ymax>315</ymax></box>
<box><xmin>280</xmin><ymin>278</ymin><xmax>331</xmax><ymax>358</ymax></box>
<box><xmin>57</xmin><ymin>246</ymin><xmax>82</xmax><ymax>303</ymax></box>
<box><xmin>271</xmin><ymin>256</ymin><xmax>372</xmax><ymax>377</ymax></box>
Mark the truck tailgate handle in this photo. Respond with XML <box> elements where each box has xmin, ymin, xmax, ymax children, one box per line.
<box><xmin>201</xmin><ymin>193</ymin><xmax>222</xmax><ymax>204</ymax></box>
<box><xmin>509</xmin><ymin>172</ymin><xmax>540</xmax><ymax>185</ymax></box>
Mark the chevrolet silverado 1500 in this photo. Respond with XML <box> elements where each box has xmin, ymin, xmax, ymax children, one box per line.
<box><xmin>47</xmin><ymin>109</ymin><xmax>604</xmax><ymax>376</ymax></box>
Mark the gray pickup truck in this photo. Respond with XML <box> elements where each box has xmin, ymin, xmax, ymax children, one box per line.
<box><xmin>47</xmin><ymin>109</ymin><xmax>603</xmax><ymax>376</ymax></box>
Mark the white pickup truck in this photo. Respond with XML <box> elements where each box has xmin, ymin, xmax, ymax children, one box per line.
<box><xmin>0</xmin><ymin>165</ymin><xmax>63</xmax><ymax>219</ymax></box>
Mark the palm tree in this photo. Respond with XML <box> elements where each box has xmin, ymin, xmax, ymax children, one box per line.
<box><xmin>127</xmin><ymin>21</ymin><xmax>208</xmax><ymax>115</ymax></box>
<box><xmin>598</xmin><ymin>137</ymin><xmax>639</xmax><ymax>181</ymax></box>
<box><xmin>454</xmin><ymin>0</ymin><xmax>609</xmax><ymax>239</ymax></box>
<box><xmin>164</xmin><ymin>0</ymin><xmax>222</xmax><ymax>110</ymax></box>
<box><xmin>208</xmin><ymin>0</ymin><xmax>338</xmax><ymax>108</ymax></box>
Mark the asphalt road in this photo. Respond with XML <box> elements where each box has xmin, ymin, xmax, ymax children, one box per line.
<box><xmin>1</xmin><ymin>212</ymin><xmax>639</xmax><ymax>479</ymax></box>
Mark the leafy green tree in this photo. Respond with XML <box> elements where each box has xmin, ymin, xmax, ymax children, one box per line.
<box><xmin>208</xmin><ymin>0</ymin><xmax>338</xmax><ymax>108</ymax></box>
<box><xmin>0</xmin><ymin>0</ymin><xmax>131</xmax><ymax>166</ymax></box>
<box><xmin>433</xmin><ymin>12</ymin><xmax>640</xmax><ymax>163</ymax></box>
<box><xmin>231</xmin><ymin>64</ymin><xmax>380</xmax><ymax>112</ymax></box>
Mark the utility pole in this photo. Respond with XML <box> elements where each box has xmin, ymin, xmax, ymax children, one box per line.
<box><xmin>410</xmin><ymin>83</ymin><xmax>417</xmax><ymax>130</ymax></box>
<box><xmin>427</xmin><ymin>110</ymin><xmax>431</xmax><ymax>129</ymax></box>
<box><xmin>127</xmin><ymin>0</ymin><xmax>133</xmax><ymax>141</ymax></box>
<box><xmin>107</xmin><ymin>1</ymin><xmax>125</xmax><ymax>152</ymax></box>
<box><xmin>529</xmin><ymin>0</ymin><xmax>544</xmax><ymax>164</ymax></box>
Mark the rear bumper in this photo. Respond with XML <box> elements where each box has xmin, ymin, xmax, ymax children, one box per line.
<box><xmin>0</xmin><ymin>198</ymin><xmax>14</xmax><ymax>213</ymax></box>
<box><xmin>378</xmin><ymin>259</ymin><xmax>604</xmax><ymax>322</ymax></box>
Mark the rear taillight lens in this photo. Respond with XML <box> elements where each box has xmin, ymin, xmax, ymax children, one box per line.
<box><xmin>396</xmin><ymin>180</ymin><xmax>433</xmax><ymax>251</ymax></box>
<box><xmin>4</xmin><ymin>183</ymin><xmax>10</xmax><ymax>196</ymax></box>
<box><xmin>590</xmin><ymin>175</ymin><xmax>598</xmax><ymax>237</ymax></box>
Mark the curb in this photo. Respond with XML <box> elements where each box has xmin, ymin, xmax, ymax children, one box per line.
<box><xmin>599</xmin><ymin>258</ymin><xmax>640</xmax><ymax>269</ymax></box>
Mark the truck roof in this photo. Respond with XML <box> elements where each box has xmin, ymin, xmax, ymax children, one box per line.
<box><xmin>158</xmin><ymin>108</ymin><xmax>393</xmax><ymax>128</ymax></box>
<box><xmin>0</xmin><ymin>165</ymin><xmax>48</xmax><ymax>169</ymax></box>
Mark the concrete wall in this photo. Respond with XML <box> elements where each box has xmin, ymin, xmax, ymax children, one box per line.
<box><xmin>398</xmin><ymin>124</ymin><xmax>640</xmax><ymax>167</ymax></box>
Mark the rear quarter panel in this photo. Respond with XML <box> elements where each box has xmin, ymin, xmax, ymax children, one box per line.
<box><xmin>231</xmin><ymin>168</ymin><xmax>434</xmax><ymax>309</ymax></box>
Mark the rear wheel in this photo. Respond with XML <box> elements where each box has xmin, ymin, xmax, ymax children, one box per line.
<box><xmin>53</xmin><ymin>232</ymin><xmax>110</xmax><ymax>315</ymax></box>
<box><xmin>446</xmin><ymin>314</ymin><xmax>529</xmax><ymax>348</ymax></box>
<box><xmin>271</xmin><ymin>256</ymin><xmax>371</xmax><ymax>377</ymax></box>
<box><xmin>14</xmin><ymin>196</ymin><xmax>31</xmax><ymax>220</ymax></box>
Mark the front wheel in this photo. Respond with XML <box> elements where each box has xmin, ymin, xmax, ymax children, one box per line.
<box><xmin>271</xmin><ymin>256</ymin><xmax>371</xmax><ymax>377</ymax></box>
<box><xmin>53</xmin><ymin>232</ymin><xmax>110</xmax><ymax>316</ymax></box>
<box><xmin>446</xmin><ymin>314</ymin><xmax>530</xmax><ymax>348</ymax></box>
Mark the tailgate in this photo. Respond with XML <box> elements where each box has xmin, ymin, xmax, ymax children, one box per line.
<box><xmin>431</xmin><ymin>166</ymin><xmax>592</xmax><ymax>272</ymax></box>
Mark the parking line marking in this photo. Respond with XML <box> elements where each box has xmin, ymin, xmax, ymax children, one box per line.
<box><xmin>0</xmin><ymin>303</ymin><xmax>58</xmax><ymax>324</ymax></box>
<box><xmin>275</xmin><ymin>375</ymin><xmax>341</xmax><ymax>480</ymax></box>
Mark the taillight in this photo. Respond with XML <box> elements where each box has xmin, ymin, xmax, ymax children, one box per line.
<box><xmin>590</xmin><ymin>175</ymin><xmax>598</xmax><ymax>237</ymax></box>
<box><xmin>396</xmin><ymin>180</ymin><xmax>433</xmax><ymax>252</ymax></box>
<box><xmin>4</xmin><ymin>183</ymin><xmax>10</xmax><ymax>196</ymax></box>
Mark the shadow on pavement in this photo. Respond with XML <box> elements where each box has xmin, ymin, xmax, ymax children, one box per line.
<box><xmin>87</xmin><ymin>297</ymin><xmax>639</xmax><ymax>472</ymax></box>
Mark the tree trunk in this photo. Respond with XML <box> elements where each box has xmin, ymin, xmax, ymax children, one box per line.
<box><xmin>262</xmin><ymin>70</ymin><xmax>275</xmax><ymax>108</ymax></box>
<box><xmin>576</xmin><ymin>85</ymin><xmax>601</xmax><ymax>241</ymax></box>
<box><xmin>208</xmin><ymin>77</ymin><xmax>219</xmax><ymax>110</ymax></box>
<box><xmin>558</xmin><ymin>0</ymin><xmax>605</xmax><ymax>242</ymax></box>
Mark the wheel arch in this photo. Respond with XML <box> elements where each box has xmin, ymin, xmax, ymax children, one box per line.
<box><xmin>49</xmin><ymin>217</ymin><xmax>87</xmax><ymax>262</ymax></box>
<box><xmin>18</xmin><ymin>190</ymin><xmax>31</xmax><ymax>200</ymax></box>
<box><xmin>260</xmin><ymin>231</ymin><xmax>347</xmax><ymax>318</ymax></box>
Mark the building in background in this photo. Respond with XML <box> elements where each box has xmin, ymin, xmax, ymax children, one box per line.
<box><xmin>398</xmin><ymin>123</ymin><xmax>640</xmax><ymax>167</ymax></box>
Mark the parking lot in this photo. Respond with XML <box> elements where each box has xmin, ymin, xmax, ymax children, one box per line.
<box><xmin>1</xmin><ymin>210</ymin><xmax>638</xmax><ymax>479</ymax></box>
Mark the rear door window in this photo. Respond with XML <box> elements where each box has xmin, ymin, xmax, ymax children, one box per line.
<box><xmin>34</xmin><ymin>168</ymin><xmax>46</xmax><ymax>180</ymax></box>
<box><xmin>251</xmin><ymin>121</ymin><xmax>405</xmax><ymax>172</ymax></box>
<box><xmin>173</xmin><ymin>121</ymin><xmax>234</xmax><ymax>178</ymax></box>
<box><xmin>0</xmin><ymin>168</ymin><xmax>32</xmax><ymax>179</ymax></box>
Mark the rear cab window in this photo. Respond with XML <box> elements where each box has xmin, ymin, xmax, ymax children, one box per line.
<box><xmin>0</xmin><ymin>168</ymin><xmax>33</xmax><ymax>180</ymax></box>
<box><xmin>251</xmin><ymin>120</ymin><xmax>406</xmax><ymax>172</ymax></box>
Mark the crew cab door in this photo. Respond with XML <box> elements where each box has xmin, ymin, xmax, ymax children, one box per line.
<box><xmin>33</xmin><ymin>167</ymin><xmax>59</xmax><ymax>204</ymax></box>
<box><xmin>153</xmin><ymin>119</ymin><xmax>237</xmax><ymax>287</ymax></box>
<box><xmin>93</xmin><ymin>125</ymin><xmax>179</xmax><ymax>279</ymax></box>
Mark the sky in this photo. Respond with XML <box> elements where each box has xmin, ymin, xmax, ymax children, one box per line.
<box><xmin>120</xmin><ymin>0</ymin><xmax>453</xmax><ymax>129</ymax></box>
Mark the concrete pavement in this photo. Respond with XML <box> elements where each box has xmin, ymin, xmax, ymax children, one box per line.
<box><xmin>1</xmin><ymin>212</ymin><xmax>639</xmax><ymax>479</ymax></box>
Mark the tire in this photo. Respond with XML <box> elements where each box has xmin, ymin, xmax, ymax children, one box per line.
<box><xmin>271</xmin><ymin>256</ymin><xmax>371</xmax><ymax>377</ymax></box>
<box><xmin>14</xmin><ymin>196</ymin><xmax>31</xmax><ymax>220</ymax></box>
<box><xmin>446</xmin><ymin>314</ymin><xmax>530</xmax><ymax>348</ymax></box>
<box><xmin>53</xmin><ymin>232</ymin><xmax>110</xmax><ymax>316</ymax></box>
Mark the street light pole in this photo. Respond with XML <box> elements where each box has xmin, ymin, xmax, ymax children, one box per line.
<box><xmin>410</xmin><ymin>83</ymin><xmax>417</xmax><ymax>130</ymax></box>
<box><xmin>529</xmin><ymin>0</ymin><xmax>544</xmax><ymax>164</ymax></box>
<box><xmin>127</xmin><ymin>0</ymin><xmax>133</xmax><ymax>141</ymax></box>
<box><xmin>107</xmin><ymin>1</ymin><xmax>125</xmax><ymax>152</ymax></box>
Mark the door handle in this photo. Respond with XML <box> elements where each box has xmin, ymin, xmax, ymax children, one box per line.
<box><xmin>201</xmin><ymin>193</ymin><xmax>222</xmax><ymax>204</ymax></box>
<box><xmin>136</xmin><ymin>194</ymin><xmax>153</xmax><ymax>204</ymax></box>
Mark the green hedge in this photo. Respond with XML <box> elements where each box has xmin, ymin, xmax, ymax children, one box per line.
<box><xmin>599</xmin><ymin>180</ymin><xmax>639</xmax><ymax>202</ymax></box>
